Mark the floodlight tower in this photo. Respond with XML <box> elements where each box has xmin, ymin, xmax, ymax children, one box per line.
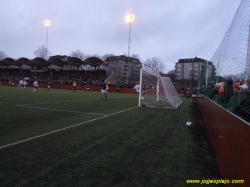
<box><xmin>44</xmin><ymin>20</ymin><xmax>51</xmax><ymax>59</ymax></box>
<box><xmin>245</xmin><ymin>19</ymin><xmax>250</xmax><ymax>81</ymax></box>
<box><xmin>126</xmin><ymin>14</ymin><xmax>135</xmax><ymax>63</ymax></box>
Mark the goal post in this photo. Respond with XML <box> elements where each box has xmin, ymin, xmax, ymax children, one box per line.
<box><xmin>138</xmin><ymin>69</ymin><xmax>182</xmax><ymax>109</ymax></box>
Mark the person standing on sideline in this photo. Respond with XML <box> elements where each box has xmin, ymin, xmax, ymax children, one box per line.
<box><xmin>33</xmin><ymin>80</ymin><xmax>39</xmax><ymax>92</ymax></box>
<box><xmin>239</xmin><ymin>79</ymin><xmax>250</xmax><ymax>91</ymax></box>
<box><xmin>101</xmin><ymin>80</ymin><xmax>108</xmax><ymax>101</ymax></box>
<box><xmin>73</xmin><ymin>81</ymin><xmax>77</xmax><ymax>92</ymax></box>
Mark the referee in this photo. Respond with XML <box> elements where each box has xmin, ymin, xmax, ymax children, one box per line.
<box><xmin>73</xmin><ymin>81</ymin><xmax>77</xmax><ymax>92</ymax></box>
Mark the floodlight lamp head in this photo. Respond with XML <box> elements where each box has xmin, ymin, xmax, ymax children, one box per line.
<box><xmin>45</xmin><ymin>20</ymin><xmax>51</xmax><ymax>27</ymax></box>
<box><xmin>126</xmin><ymin>14</ymin><xmax>135</xmax><ymax>22</ymax></box>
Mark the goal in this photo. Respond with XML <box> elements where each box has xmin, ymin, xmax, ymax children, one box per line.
<box><xmin>139</xmin><ymin>70</ymin><xmax>182</xmax><ymax>109</ymax></box>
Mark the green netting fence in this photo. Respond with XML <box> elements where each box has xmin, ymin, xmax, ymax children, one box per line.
<box><xmin>199</xmin><ymin>77</ymin><xmax>250</xmax><ymax>123</ymax></box>
<box><xmin>198</xmin><ymin>0</ymin><xmax>250</xmax><ymax>124</ymax></box>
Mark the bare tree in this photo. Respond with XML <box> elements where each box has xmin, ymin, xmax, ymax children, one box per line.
<box><xmin>83</xmin><ymin>54</ymin><xmax>91</xmax><ymax>60</ymax></box>
<box><xmin>70</xmin><ymin>50</ymin><xmax>85</xmax><ymax>59</ymax></box>
<box><xmin>167</xmin><ymin>69</ymin><xmax>175</xmax><ymax>75</ymax></box>
<box><xmin>33</xmin><ymin>45</ymin><xmax>51</xmax><ymax>59</ymax></box>
<box><xmin>131</xmin><ymin>54</ymin><xmax>141</xmax><ymax>61</ymax></box>
<box><xmin>91</xmin><ymin>54</ymin><xmax>101</xmax><ymax>58</ymax></box>
<box><xmin>101</xmin><ymin>53</ymin><xmax>115</xmax><ymax>61</ymax></box>
<box><xmin>143</xmin><ymin>57</ymin><xmax>166</xmax><ymax>73</ymax></box>
<box><xmin>122</xmin><ymin>53</ymin><xmax>140</xmax><ymax>60</ymax></box>
<box><xmin>0</xmin><ymin>51</ymin><xmax>7</xmax><ymax>59</ymax></box>
<box><xmin>164</xmin><ymin>69</ymin><xmax>176</xmax><ymax>83</ymax></box>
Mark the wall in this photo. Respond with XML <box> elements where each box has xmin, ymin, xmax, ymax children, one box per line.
<box><xmin>197</xmin><ymin>96</ymin><xmax>250</xmax><ymax>187</ymax></box>
<box><xmin>1</xmin><ymin>82</ymin><xmax>137</xmax><ymax>94</ymax></box>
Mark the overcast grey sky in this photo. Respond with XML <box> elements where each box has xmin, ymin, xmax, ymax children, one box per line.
<box><xmin>0</xmin><ymin>0</ymin><xmax>242</xmax><ymax>72</ymax></box>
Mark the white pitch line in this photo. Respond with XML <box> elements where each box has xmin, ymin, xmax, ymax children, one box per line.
<box><xmin>1</xmin><ymin>92</ymin><xmax>69</xmax><ymax>94</ymax></box>
<box><xmin>0</xmin><ymin>106</ymin><xmax>138</xmax><ymax>150</ymax></box>
<box><xmin>16</xmin><ymin>105</ymin><xmax>106</xmax><ymax>115</ymax></box>
<box><xmin>20</xmin><ymin>96</ymin><xmax>124</xmax><ymax>106</ymax></box>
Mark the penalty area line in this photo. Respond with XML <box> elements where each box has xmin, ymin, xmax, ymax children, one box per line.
<box><xmin>19</xmin><ymin>96</ymin><xmax>125</xmax><ymax>106</ymax></box>
<box><xmin>0</xmin><ymin>106</ymin><xmax>138</xmax><ymax>150</ymax></box>
<box><xmin>16</xmin><ymin>105</ymin><xmax>106</xmax><ymax>116</ymax></box>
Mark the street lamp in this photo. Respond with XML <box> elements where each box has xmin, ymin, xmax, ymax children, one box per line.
<box><xmin>44</xmin><ymin>20</ymin><xmax>51</xmax><ymax>59</ymax></box>
<box><xmin>126</xmin><ymin>14</ymin><xmax>135</xmax><ymax>61</ymax></box>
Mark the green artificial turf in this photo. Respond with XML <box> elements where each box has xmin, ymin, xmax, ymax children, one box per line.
<box><xmin>0</xmin><ymin>86</ymin><xmax>222</xmax><ymax>187</ymax></box>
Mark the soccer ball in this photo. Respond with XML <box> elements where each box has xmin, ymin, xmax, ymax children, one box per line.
<box><xmin>186</xmin><ymin>121</ymin><xmax>192</xmax><ymax>127</ymax></box>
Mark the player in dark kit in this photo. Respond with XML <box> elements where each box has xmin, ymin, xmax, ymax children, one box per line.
<box><xmin>101</xmin><ymin>81</ymin><xmax>107</xmax><ymax>101</ymax></box>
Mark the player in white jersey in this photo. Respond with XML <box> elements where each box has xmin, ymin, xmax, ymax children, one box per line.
<box><xmin>134</xmin><ymin>84</ymin><xmax>140</xmax><ymax>94</ymax></box>
<box><xmin>47</xmin><ymin>82</ymin><xmax>51</xmax><ymax>91</ymax></box>
<box><xmin>33</xmin><ymin>80</ymin><xmax>39</xmax><ymax>92</ymax></box>
<box><xmin>19</xmin><ymin>79</ymin><xmax>24</xmax><ymax>89</ymax></box>
<box><xmin>23</xmin><ymin>80</ymin><xmax>27</xmax><ymax>88</ymax></box>
<box><xmin>106</xmin><ymin>84</ymin><xmax>109</xmax><ymax>92</ymax></box>
<box><xmin>86</xmin><ymin>85</ymin><xmax>90</xmax><ymax>91</ymax></box>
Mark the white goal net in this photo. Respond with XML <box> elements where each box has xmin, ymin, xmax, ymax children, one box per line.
<box><xmin>139</xmin><ymin>70</ymin><xmax>182</xmax><ymax>109</ymax></box>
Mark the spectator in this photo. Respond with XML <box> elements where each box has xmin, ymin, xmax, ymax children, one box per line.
<box><xmin>239</xmin><ymin>79</ymin><xmax>250</xmax><ymax>91</ymax></box>
<box><xmin>232</xmin><ymin>82</ymin><xmax>240</xmax><ymax>93</ymax></box>
<box><xmin>191</xmin><ymin>87</ymin><xmax>198</xmax><ymax>102</ymax></box>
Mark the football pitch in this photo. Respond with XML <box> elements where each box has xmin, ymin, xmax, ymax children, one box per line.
<box><xmin>0</xmin><ymin>86</ymin><xmax>222</xmax><ymax>187</ymax></box>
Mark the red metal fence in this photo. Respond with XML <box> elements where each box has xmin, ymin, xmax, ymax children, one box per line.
<box><xmin>197</xmin><ymin>96</ymin><xmax>250</xmax><ymax>187</ymax></box>
<box><xmin>1</xmin><ymin>82</ymin><xmax>137</xmax><ymax>94</ymax></box>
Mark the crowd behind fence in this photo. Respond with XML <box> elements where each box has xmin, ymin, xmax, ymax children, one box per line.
<box><xmin>199</xmin><ymin>79</ymin><xmax>250</xmax><ymax>123</ymax></box>
<box><xmin>0</xmin><ymin>69</ymin><xmax>137</xmax><ymax>89</ymax></box>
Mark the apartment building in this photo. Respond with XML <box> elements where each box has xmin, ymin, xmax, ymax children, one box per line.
<box><xmin>175</xmin><ymin>57</ymin><xmax>211</xmax><ymax>81</ymax></box>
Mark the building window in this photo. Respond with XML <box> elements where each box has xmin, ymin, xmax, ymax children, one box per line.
<box><xmin>177</xmin><ymin>67</ymin><xmax>181</xmax><ymax>71</ymax></box>
<box><xmin>177</xmin><ymin>64</ymin><xmax>181</xmax><ymax>67</ymax></box>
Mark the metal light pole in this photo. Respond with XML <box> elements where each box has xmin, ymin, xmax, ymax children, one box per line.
<box><xmin>126</xmin><ymin>15</ymin><xmax>135</xmax><ymax>58</ymax></box>
<box><xmin>44</xmin><ymin>20</ymin><xmax>51</xmax><ymax>59</ymax></box>
<box><xmin>126</xmin><ymin>14</ymin><xmax>135</xmax><ymax>78</ymax></box>
<box><xmin>245</xmin><ymin>18</ymin><xmax>250</xmax><ymax>81</ymax></box>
